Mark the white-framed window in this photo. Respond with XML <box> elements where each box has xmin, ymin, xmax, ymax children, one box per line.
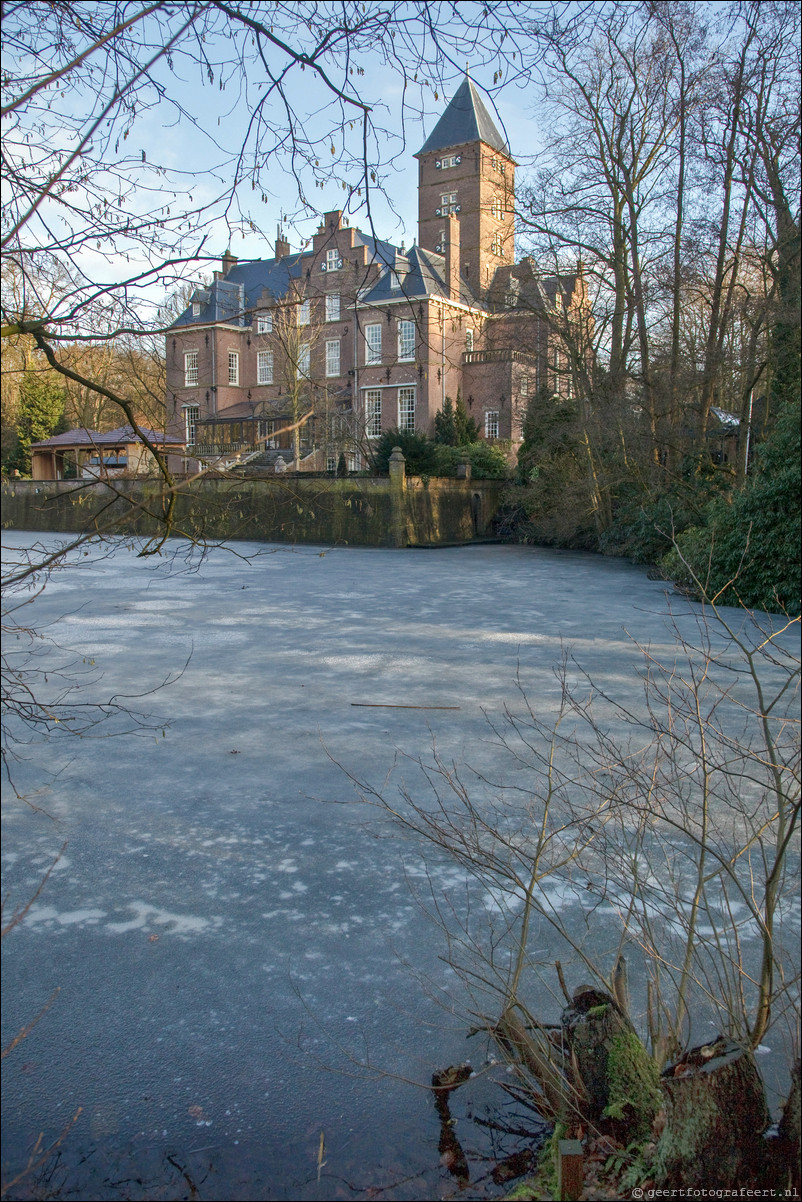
<box><xmin>398</xmin><ymin>386</ymin><xmax>415</xmax><ymax>431</ymax></box>
<box><xmin>436</xmin><ymin>154</ymin><xmax>462</xmax><ymax>169</ymax></box>
<box><xmin>440</xmin><ymin>192</ymin><xmax>458</xmax><ymax>214</ymax></box>
<box><xmin>184</xmin><ymin>350</ymin><xmax>198</xmax><ymax>387</ymax></box>
<box><xmin>183</xmin><ymin>404</ymin><xmax>200</xmax><ymax>445</ymax></box>
<box><xmin>298</xmin><ymin>299</ymin><xmax>310</xmax><ymax>326</ymax></box>
<box><xmin>388</xmin><ymin>270</ymin><xmax>401</xmax><ymax>290</ymax></box>
<box><xmin>256</xmin><ymin>313</ymin><xmax>272</xmax><ymax>334</ymax></box>
<box><xmin>520</xmin><ymin>375</ymin><xmax>529</xmax><ymax>398</ymax></box>
<box><xmin>485</xmin><ymin>410</ymin><xmax>500</xmax><ymax>439</ymax></box>
<box><xmin>297</xmin><ymin>344</ymin><xmax>310</xmax><ymax>378</ymax></box>
<box><xmin>326</xmin><ymin>454</ymin><xmax>337</xmax><ymax>472</ymax></box>
<box><xmin>365</xmin><ymin>323</ymin><xmax>382</xmax><ymax>364</ymax></box>
<box><xmin>491</xmin><ymin>155</ymin><xmax>506</xmax><ymax>175</ymax></box>
<box><xmin>554</xmin><ymin>293</ymin><xmax>563</xmax><ymax>310</ymax></box>
<box><xmin>326</xmin><ymin>248</ymin><xmax>341</xmax><ymax>272</ymax></box>
<box><xmin>228</xmin><ymin>351</ymin><xmax>239</xmax><ymax>385</ymax></box>
<box><xmin>491</xmin><ymin>197</ymin><xmax>503</xmax><ymax>219</ymax></box>
<box><xmin>465</xmin><ymin>328</ymin><xmax>474</xmax><ymax>352</ymax></box>
<box><xmin>365</xmin><ymin>389</ymin><xmax>382</xmax><ymax>437</ymax></box>
<box><xmin>257</xmin><ymin>350</ymin><xmax>273</xmax><ymax>385</ymax></box>
<box><xmin>398</xmin><ymin>320</ymin><xmax>415</xmax><ymax>361</ymax></box>
<box><xmin>192</xmin><ymin>302</ymin><xmax>201</xmax><ymax>316</ymax></box>
<box><xmin>325</xmin><ymin>340</ymin><xmax>340</xmax><ymax>377</ymax></box>
<box><xmin>491</xmin><ymin>232</ymin><xmax>504</xmax><ymax>257</ymax></box>
<box><xmin>325</xmin><ymin>293</ymin><xmax>340</xmax><ymax>321</ymax></box>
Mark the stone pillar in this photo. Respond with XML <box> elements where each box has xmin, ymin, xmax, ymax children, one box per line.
<box><xmin>388</xmin><ymin>446</ymin><xmax>407</xmax><ymax>547</ymax></box>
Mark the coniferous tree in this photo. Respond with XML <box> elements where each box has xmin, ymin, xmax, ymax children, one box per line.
<box><xmin>663</xmin><ymin>397</ymin><xmax>801</xmax><ymax>614</ymax></box>
<box><xmin>5</xmin><ymin>373</ymin><xmax>68</xmax><ymax>476</ymax></box>
<box><xmin>454</xmin><ymin>392</ymin><xmax>480</xmax><ymax>445</ymax></box>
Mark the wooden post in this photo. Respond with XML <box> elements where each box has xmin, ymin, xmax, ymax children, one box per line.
<box><xmin>557</xmin><ymin>1138</ymin><xmax>584</xmax><ymax>1201</ymax></box>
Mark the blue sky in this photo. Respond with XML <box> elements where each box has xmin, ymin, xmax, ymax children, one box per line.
<box><xmin>136</xmin><ymin>53</ymin><xmax>543</xmax><ymax>267</ymax></box>
<box><xmin>5</xmin><ymin>3</ymin><xmax>551</xmax><ymax>318</ymax></box>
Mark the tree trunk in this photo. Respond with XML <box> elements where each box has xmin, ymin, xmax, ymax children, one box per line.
<box><xmin>561</xmin><ymin>985</ymin><xmax>661</xmax><ymax>1143</ymax></box>
<box><xmin>770</xmin><ymin>1057</ymin><xmax>801</xmax><ymax>1193</ymax></box>
<box><xmin>655</xmin><ymin>1037</ymin><xmax>769</xmax><ymax>1188</ymax></box>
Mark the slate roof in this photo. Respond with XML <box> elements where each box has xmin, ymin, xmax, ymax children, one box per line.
<box><xmin>171</xmin><ymin>229</ymin><xmax>403</xmax><ymax>329</ymax></box>
<box><xmin>487</xmin><ymin>260</ymin><xmax>579</xmax><ymax>312</ymax></box>
<box><xmin>194</xmin><ymin>388</ymin><xmax>352</xmax><ymax>423</ymax></box>
<box><xmin>417</xmin><ymin>75</ymin><xmax>509</xmax><ymax>156</ymax></box>
<box><xmin>357</xmin><ymin>244</ymin><xmax>476</xmax><ymax>308</ymax></box>
<box><xmin>710</xmin><ymin>407</ymin><xmax>740</xmax><ymax>429</ymax></box>
<box><xmin>31</xmin><ymin>426</ymin><xmax>182</xmax><ymax>449</ymax></box>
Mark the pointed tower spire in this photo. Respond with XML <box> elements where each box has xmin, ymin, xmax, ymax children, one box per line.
<box><xmin>416</xmin><ymin>75</ymin><xmax>508</xmax><ymax>157</ymax></box>
<box><xmin>414</xmin><ymin>73</ymin><xmax>516</xmax><ymax>298</ymax></box>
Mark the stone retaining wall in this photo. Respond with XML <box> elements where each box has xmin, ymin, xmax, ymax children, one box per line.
<box><xmin>1</xmin><ymin>474</ymin><xmax>505</xmax><ymax>548</ymax></box>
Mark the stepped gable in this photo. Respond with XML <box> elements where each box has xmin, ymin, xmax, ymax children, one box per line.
<box><xmin>416</xmin><ymin>75</ymin><xmax>509</xmax><ymax>156</ymax></box>
<box><xmin>171</xmin><ymin>226</ymin><xmax>403</xmax><ymax>329</ymax></box>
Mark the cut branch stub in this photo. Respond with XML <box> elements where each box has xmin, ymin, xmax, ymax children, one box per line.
<box><xmin>655</xmin><ymin>1037</ymin><xmax>770</xmax><ymax>1188</ymax></box>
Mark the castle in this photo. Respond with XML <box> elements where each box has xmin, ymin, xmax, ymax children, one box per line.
<box><xmin>166</xmin><ymin>75</ymin><xmax>584</xmax><ymax>471</ymax></box>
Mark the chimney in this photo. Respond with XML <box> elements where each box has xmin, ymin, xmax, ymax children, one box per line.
<box><xmin>221</xmin><ymin>248</ymin><xmax>237</xmax><ymax>277</ymax></box>
<box><xmin>444</xmin><ymin>212</ymin><xmax>460</xmax><ymax>300</ymax></box>
<box><xmin>275</xmin><ymin>225</ymin><xmax>290</xmax><ymax>258</ymax></box>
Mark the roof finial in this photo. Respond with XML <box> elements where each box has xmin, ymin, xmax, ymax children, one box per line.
<box><xmin>466</xmin><ymin>62</ymin><xmax>470</xmax><ymax>77</ymax></box>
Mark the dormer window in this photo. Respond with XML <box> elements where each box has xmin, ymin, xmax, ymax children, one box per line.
<box><xmin>256</xmin><ymin>313</ymin><xmax>273</xmax><ymax>334</ymax></box>
<box><xmin>388</xmin><ymin>270</ymin><xmax>401</xmax><ymax>290</ymax></box>
<box><xmin>192</xmin><ymin>302</ymin><xmax>201</xmax><ymax>317</ymax></box>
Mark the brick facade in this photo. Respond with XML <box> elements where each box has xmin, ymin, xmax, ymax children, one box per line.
<box><xmin>166</xmin><ymin>75</ymin><xmax>585</xmax><ymax>470</ymax></box>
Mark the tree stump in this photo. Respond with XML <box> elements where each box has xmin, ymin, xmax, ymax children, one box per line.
<box><xmin>655</xmin><ymin>1036</ymin><xmax>769</xmax><ymax>1188</ymax></box>
<box><xmin>772</xmin><ymin>1057</ymin><xmax>801</xmax><ymax>1192</ymax></box>
<box><xmin>431</xmin><ymin>1064</ymin><xmax>472</xmax><ymax>1186</ymax></box>
<box><xmin>561</xmin><ymin>985</ymin><xmax>661</xmax><ymax>1143</ymax></box>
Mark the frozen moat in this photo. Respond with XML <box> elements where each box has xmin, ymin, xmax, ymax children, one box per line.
<box><xmin>2</xmin><ymin>533</ymin><xmax>797</xmax><ymax>1200</ymax></box>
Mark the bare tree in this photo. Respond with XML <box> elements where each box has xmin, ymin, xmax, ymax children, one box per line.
<box><xmin>335</xmin><ymin>587</ymin><xmax>800</xmax><ymax>1187</ymax></box>
<box><xmin>517</xmin><ymin>2</ymin><xmax>799</xmax><ymax>483</ymax></box>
